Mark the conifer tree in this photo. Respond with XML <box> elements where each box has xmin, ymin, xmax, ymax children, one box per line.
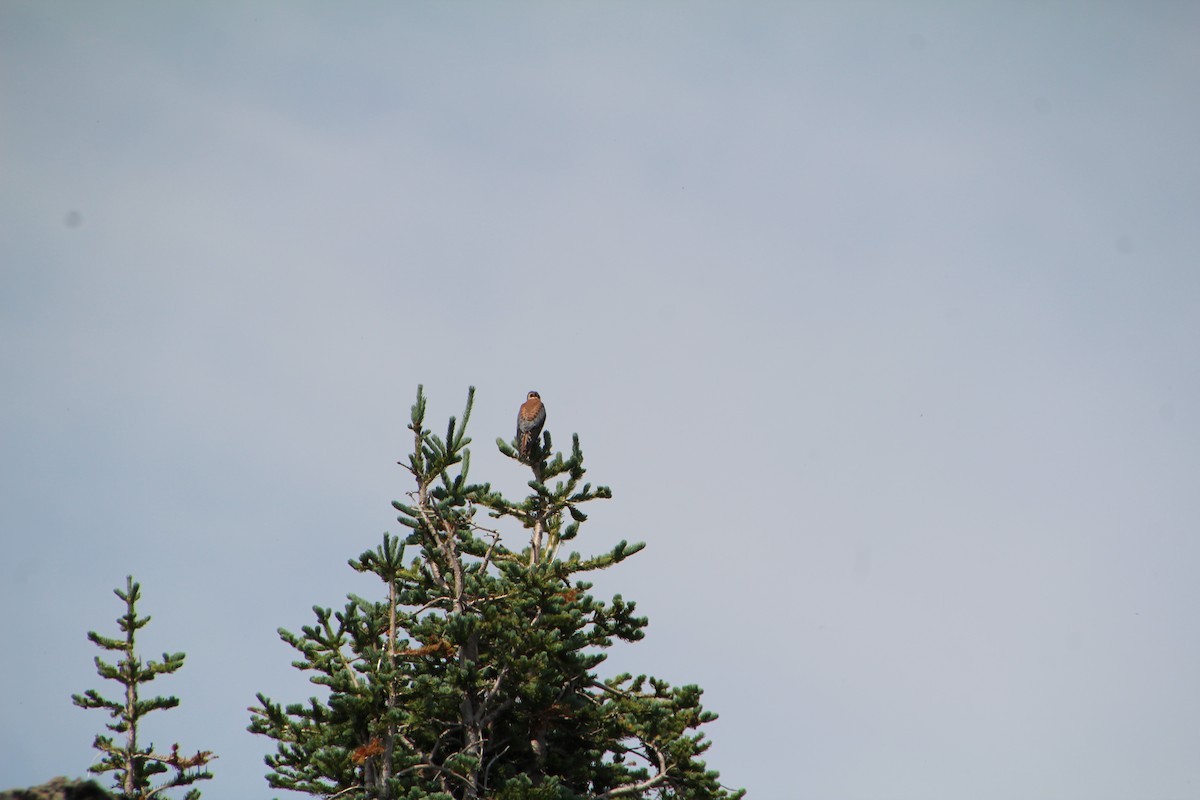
<box><xmin>249</xmin><ymin>387</ymin><xmax>743</xmax><ymax>800</ymax></box>
<box><xmin>72</xmin><ymin>576</ymin><xmax>216</xmax><ymax>800</ymax></box>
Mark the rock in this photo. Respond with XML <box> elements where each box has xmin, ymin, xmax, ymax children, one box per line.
<box><xmin>0</xmin><ymin>776</ymin><xmax>112</xmax><ymax>800</ymax></box>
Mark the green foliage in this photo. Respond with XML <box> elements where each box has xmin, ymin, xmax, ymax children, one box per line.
<box><xmin>249</xmin><ymin>387</ymin><xmax>743</xmax><ymax>800</ymax></box>
<box><xmin>72</xmin><ymin>576</ymin><xmax>216</xmax><ymax>800</ymax></box>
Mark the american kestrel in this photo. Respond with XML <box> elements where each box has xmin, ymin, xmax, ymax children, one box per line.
<box><xmin>516</xmin><ymin>391</ymin><xmax>546</xmax><ymax>461</ymax></box>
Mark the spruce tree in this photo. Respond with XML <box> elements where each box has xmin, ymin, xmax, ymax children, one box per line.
<box><xmin>72</xmin><ymin>576</ymin><xmax>216</xmax><ymax>800</ymax></box>
<box><xmin>249</xmin><ymin>387</ymin><xmax>743</xmax><ymax>800</ymax></box>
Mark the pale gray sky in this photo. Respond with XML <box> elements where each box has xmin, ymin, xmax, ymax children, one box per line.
<box><xmin>3</xmin><ymin>4</ymin><xmax>1199</xmax><ymax>799</ymax></box>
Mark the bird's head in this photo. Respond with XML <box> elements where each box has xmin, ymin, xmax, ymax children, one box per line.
<box><xmin>527</xmin><ymin>391</ymin><xmax>541</xmax><ymax>400</ymax></box>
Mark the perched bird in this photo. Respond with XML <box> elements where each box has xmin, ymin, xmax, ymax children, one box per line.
<box><xmin>516</xmin><ymin>391</ymin><xmax>546</xmax><ymax>461</ymax></box>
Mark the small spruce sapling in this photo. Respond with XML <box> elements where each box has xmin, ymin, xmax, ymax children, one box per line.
<box><xmin>73</xmin><ymin>576</ymin><xmax>216</xmax><ymax>800</ymax></box>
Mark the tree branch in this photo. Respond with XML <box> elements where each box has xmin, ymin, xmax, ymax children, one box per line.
<box><xmin>594</xmin><ymin>743</ymin><xmax>668</xmax><ymax>799</ymax></box>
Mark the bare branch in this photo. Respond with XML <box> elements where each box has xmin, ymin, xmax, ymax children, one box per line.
<box><xmin>594</xmin><ymin>743</ymin><xmax>669</xmax><ymax>799</ymax></box>
<box><xmin>325</xmin><ymin>784</ymin><xmax>364</xmax><ymax>800</ymax></box>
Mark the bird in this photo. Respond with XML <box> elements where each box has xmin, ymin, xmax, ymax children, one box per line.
<box><xmin>516</xmin><ymin>391</ymin><xmax>546</xmax><ymax>461</ymax></box>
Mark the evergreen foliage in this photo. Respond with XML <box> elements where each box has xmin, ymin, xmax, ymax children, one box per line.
<box><xmin>72</xmin><ymin>576</ymin><xmax>215</xmax><ymax>800</ymax></box>
<box><xmin>249</xmin><ymin>387</ymin><xmax>743</xmax><ymax>800</ymax></box>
